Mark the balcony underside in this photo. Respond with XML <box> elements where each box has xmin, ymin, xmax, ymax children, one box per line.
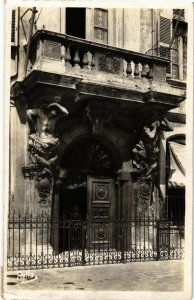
<box><xmin>12</xmin><ymin>70</ymin><xmax>185</xmax><ymax>126</ymax></box>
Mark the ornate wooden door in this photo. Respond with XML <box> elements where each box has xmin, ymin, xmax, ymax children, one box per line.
<box><xmin>87</xmin><ymin>176</ymin><xmax>115</xmax><ymax>249</ymax></box>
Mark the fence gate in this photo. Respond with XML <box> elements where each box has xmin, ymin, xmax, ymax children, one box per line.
<box><xmin>156</xmin><ymin>220</ymin><xmax>184</xmax><ymax>260</ymax></box>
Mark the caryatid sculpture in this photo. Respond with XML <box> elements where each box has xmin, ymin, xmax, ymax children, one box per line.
<box><xmin>132</xmin><ymin>116</ymin><xmax>172</xmax><ymax>214</ymax></box>
<box><xmin>26</xmin><ymin>103</ymin><xmax>68</xmax><ymax>204</ymax></box>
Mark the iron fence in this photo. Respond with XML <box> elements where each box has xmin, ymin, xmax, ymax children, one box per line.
<box><xmin>7</xmin><ymin>213</ymin><xmax>184</xmax><ymax>270</ymax></box>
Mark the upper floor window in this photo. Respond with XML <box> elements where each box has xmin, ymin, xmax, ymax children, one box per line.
<box><xmin>66</xmin><ymin>8</ymin><xmax>86</xmax><ymax>39</ymax></box>
<box><xmin>159</xmin><ymin>11</ymin><xmax>187</xmax><ymax>81</ymax></box>
<box><xmin>171</xmin><ymin>36</ymin><xmax>179</xmax><ymax>79</ymax></box>
<box><xmin>94</xmin><ymin>9</ymin><xmax>108</xmax><ymax>44</ymax></box>
<box><xmin>171</xmin><ymin>20</ymin><xmax>187</xmax><ymax>80</ymax></box>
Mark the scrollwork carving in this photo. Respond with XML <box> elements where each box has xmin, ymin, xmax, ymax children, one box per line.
<box><xmin>95</xmin><ymin>184</ymin><xmax>108</xmax><ymax>200</ymax></box>
<box><xmin>95</xmin><ymin>226</ymin><xmax>107</xmax><ymax>240</ymax></box>
<box><xmin>35</xmin><ymin>169</ymin><xmax>53</xmax><ymax>205</ymax></box>
<box><xmin>92</xmin><ymin>208</ymin><xmax>109</xmax><ymax>218</ymax></box>
<box><xmin>99</xmin><ymin>53</ymin><xmax>121</xmax><ymax>74</ymax></box>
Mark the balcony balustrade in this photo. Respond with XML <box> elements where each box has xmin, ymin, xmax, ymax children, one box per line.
<box><xmin>11</xmin><ymin>29</ymin><xmax>185</xmax><ymax>116</ymax></box>
<box><xmin>29</xmin><ymin>30</ymin><xmax>170</xmax><ymax>83</ymax></box>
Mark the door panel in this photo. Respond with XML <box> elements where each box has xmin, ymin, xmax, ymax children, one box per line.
<box><xmin>87</xmin><ymin>176</ymin><xmax>115</xmax><ymax>249</ymax></box>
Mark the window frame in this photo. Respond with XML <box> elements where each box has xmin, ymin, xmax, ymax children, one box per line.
<box><xmin>94</xmin><ymin>8</ymin><xmax>109</xmax><ymax>44</ymax></box>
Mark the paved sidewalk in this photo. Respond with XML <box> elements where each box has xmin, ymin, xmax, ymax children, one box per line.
<box><xmin>5</xmin><ymin>260</ymin><xmax>184</xmax><ymax>294</ymax></box>
<box><xmin>6</xmin><ymin>260</ymin><xmax>184</xmax><ymax>291</ymax></box>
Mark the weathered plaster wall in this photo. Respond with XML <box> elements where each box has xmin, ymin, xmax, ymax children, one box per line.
<box><xmin>10</xmin><ymin>107</ymin><xmax>28</xmax><ymax>214</ymax></box>
<box><xmin>35</xmin><ymin>8</ymin><xmax>62</xmax><ymax>33</ymax></box>
<box><xmin>123</xmin><ymin>9</ymin><xmax>141</xmax><ymax>52</ymax></box>
<box><xmin>140</xmin><ymin>9</ymin><xmax>152</xmax><ymax>54</ymax></box>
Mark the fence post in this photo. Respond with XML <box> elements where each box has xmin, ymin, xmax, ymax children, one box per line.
<box><xmin>156</xmin><ymin>220</ymin><xmax>160</xmax><ymax>261</ymax></box>
<box><xmin>68</xmin><ymin>221</ymin><xmax>71</xmax><ymax>267</ymax></box>
<box><xmin>82</xmin><ymin>221</ymin><xmax>86</xmax><ymax>266</ymax></box>
<box><xmin>121</xmin><ymin>219</ymin><xmax>125</xmax><ymax>263</ymax></box>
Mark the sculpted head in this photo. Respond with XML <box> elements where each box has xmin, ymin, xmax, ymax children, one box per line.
<box><xmin>27</xmin><ymin>103</ymin><xmax>69</xmax><ymax>139</ymax></box>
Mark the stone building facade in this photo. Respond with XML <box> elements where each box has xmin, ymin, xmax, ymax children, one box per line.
<box><xmin>10</xmin><ymin>7</ymin><xmax>186</xmax><ymax>228</ymax></box>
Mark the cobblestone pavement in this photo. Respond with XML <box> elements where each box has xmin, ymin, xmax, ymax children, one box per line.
<box><xmin>4</xmin><ymin>260</ymin><xmax>184</xmax><ymax>299</ymax></box>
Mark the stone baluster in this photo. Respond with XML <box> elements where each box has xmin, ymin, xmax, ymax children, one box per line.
<box><xmin>91</xmin><ymin>53</ymin><xmax>96</xmax><ymax>70</ymax></box>
<box><xmin>87</xmin><ymin>52</ymin><xmax>92</xmax><ymax>70</ymax></box>
<box><xmin>126</xmin><ymin>60</ymin><xmax>132</xmax><ymax>77</ymax></box>
<box><xmin>148</xmin><ymin>65</ymin><xmax>153</xmax><ymax>80</ymax></box>
<box><xmin>61</xmin><ymin>45</ymin><xmax>65</xmax><ymax>65</ymax></box>
<box><xmin>65</xmin><ymin>46</ymin><xmax>71</xmax><ymax>67</ymax></box>
<box><xmin>37</xmin><ymin>40</ymin><xmax>43</xmax><ymax>59</ymax></box>
<box><xmin>141</xmin><ymin>63</ymin><xmax>148</xmax><ymax>78</ymax></box>
<box><xmin>134</xmin><ymin>61</ymin><xmax>140</xmax><ymax>77</ymax></box>
<box><xmin>73</xmin><ymin>50</ymin><xmax>81</xmax><ymax>69</ymax></box>
<box><xmin>82</xmin><ymin>52</ymin><xmax>89</xmax><ymax>69</ymax></box>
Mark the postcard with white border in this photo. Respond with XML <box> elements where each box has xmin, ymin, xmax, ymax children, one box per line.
<box><xmin>2</xmin><ymin>1</ymin><xmax>194</xmax><ymax>300</ymax></box>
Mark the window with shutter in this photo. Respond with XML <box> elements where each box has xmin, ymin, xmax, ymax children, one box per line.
<box><xmin>171</xmin><ymin>21</ymin><xmax>187</xmax><ymax>81</ymax></box>
<box><xmin>94</xmin><ymin>9</ymin><xmax>108</xmax><ymax>44</ymax></box>
<box><xmin>171</xmin><ymin>36</ymin><xmax>179</xmax><ymax>79</ymax></box>
<box><xmin>11</xmin><ymin>10</ymin><xmax>16</xmax><ymax>44</ymax></box>
<box><xmin>159</xmin><ymin>15</ymin><xmax>172</xmax><ymax>76</ymax></box>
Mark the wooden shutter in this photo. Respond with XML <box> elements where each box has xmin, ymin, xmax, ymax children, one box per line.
<box><xmin>159</xmin><ymin>14</ymin><xmax>172</xmax><ymax>76</ymax></box>
<box><xmin>11</xmin><ymin>9</ymin><xmax>18</xmax><ymax>45</ymax></box>
<box><xmin>183</xmin><ymin>36</ymin><xmax>187</xmax><ymax>80</ymax></box>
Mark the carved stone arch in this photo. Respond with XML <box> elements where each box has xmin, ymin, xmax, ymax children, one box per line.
<box><xmin>59</xmin><ymin>134</ymin><xmax>122</xmax><ymax>171</ymax></box>
<box><xmin>58</xmin><ymin>124</ymin><xmax>131</xmax><ymax>168</ymax></box>
<box><xmin>57</xmin><ymin>124</ymin><xmax>89</xmax><ymax>163</ymax></box>
<box><xmin>101</xmin><ymin>127</ymin><xmax>132</xmax><ymax>163</ymax></box>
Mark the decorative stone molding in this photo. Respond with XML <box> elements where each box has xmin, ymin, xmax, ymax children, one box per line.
<box><xmin>98</xmin><ymin>53</ymin><xmax>121</xmax><ymax>74</ymax></box>
<box><xmin>85</xmin><ymin>101</ymin><xmax>119</xmax><ymax>135</ymax></box>
<box><xmin>35</xmin><ymin>169</ymin><xmax>53</xmax><ymax>202</ymax></box>
<box><xmin>26</xmin><ymin>102</ymin><xmax>69</xmax><ymax>205</ymax></box>
<box><xmin>132</xmin><ymin>116</ymin><xmax>172</xmax><ymax>214</ymax></box>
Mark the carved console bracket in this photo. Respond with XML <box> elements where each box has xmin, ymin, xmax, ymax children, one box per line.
<box><xmin>26</xmin><ymin>102</ymin><xmax>69</xmax><ymax>206</ymax></box>
<box><xmin>22</xmin><ymin>164</ymin><xmax>52</xmax><ymax>206</ymax></box>
<box><xmin>132</xmin><ymin>115</ymin><xmax>173</xmax><ymax>214</ymax></box>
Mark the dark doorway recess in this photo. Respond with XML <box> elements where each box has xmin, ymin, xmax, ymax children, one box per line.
<box><xmin>166</xmin><ymin>135</ymin><xmax>185</xmax><ymax>222</ymax></box>
<box><xmin>57</xmin><ymin>136</ymin><xmax>119</xmax><ymax>252</ymax></box>
<box><xmin>59</xmin><ymin>186</ymin><xmax>87</xmax><ymax>252</ymax></box>
<box><xmin>167</xmin><ymin>188</ymin><xmax>185</xmax><ymax>221</ymax></box>
<box><xmin>66</xmin><ymin>8</ymin><xmax>86</xmax><ymax>39</ymax></box>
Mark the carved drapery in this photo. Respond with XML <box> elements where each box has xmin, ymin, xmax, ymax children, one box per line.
<box><xmin>26</xmin><ymin>102</ymin><xmax>68</xmax><ymax>205</ymax></box>
<box><xmin>132</xmin><ymin>116</ymin><xmax>172</xmax><ymax>214</ymax></box>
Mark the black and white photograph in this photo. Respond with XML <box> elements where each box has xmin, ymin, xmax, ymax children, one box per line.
<box><xmin>3</xmin><ymin>2</ymin><xmax>193</xmax><ymax>300</ymax></box>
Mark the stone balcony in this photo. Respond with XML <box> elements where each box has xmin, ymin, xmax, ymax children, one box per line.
<box><xmin>12</xmin><ymin>29</ymin><xmax>186</xmax><ymax>120</ymax></box>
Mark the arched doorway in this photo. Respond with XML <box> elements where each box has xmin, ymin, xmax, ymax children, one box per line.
<box><xmin>57</xmin><ymin>136</ymin><xmax>121</xmax><ymax>251</ymax></box>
